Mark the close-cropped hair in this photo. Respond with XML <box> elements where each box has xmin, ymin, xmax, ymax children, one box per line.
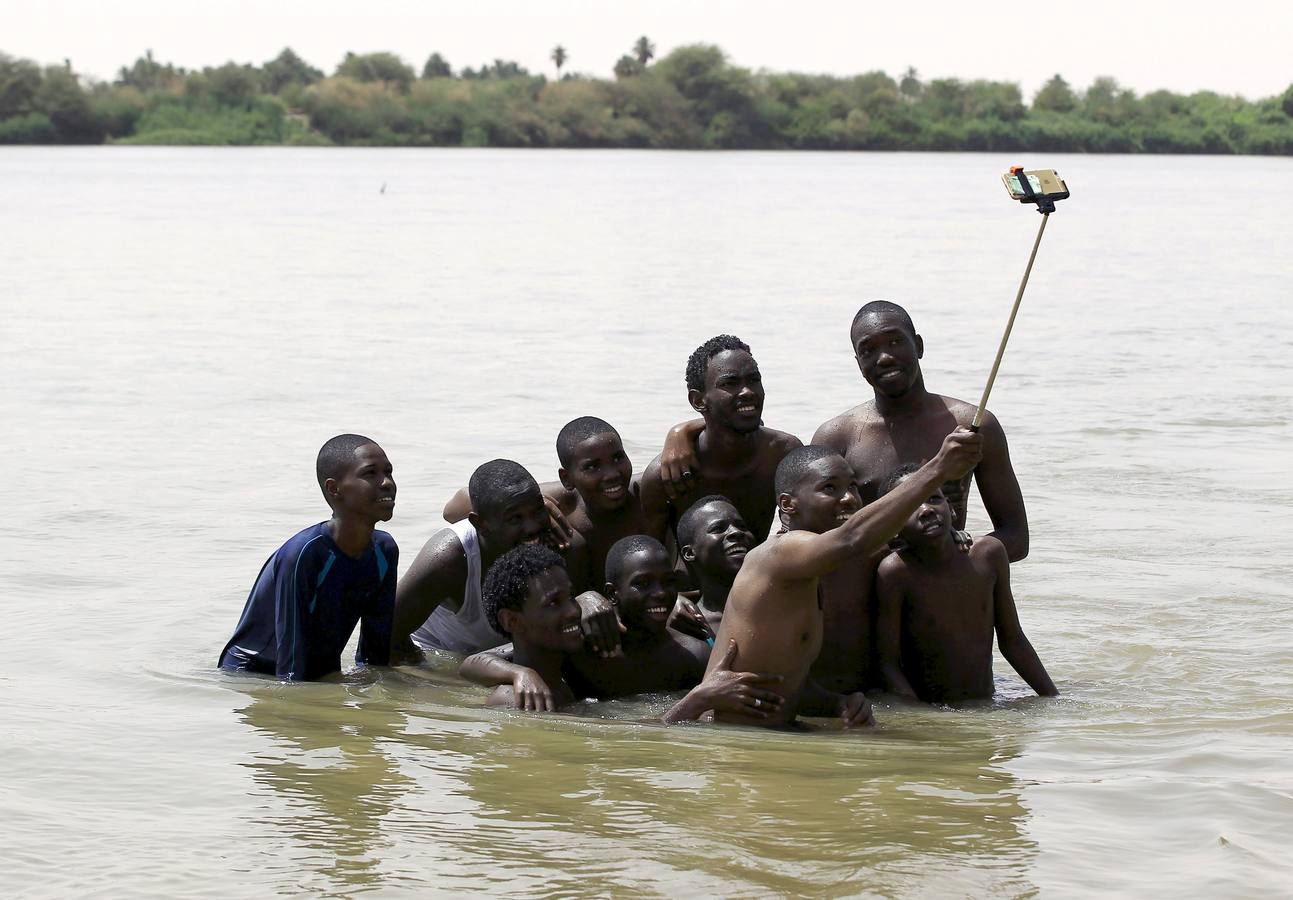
<box><xmin>316</xmin><ymin>434</ymin><xmax>377</xmax><ymax>491</ymax></box>
<box><xmin>604</xmin><ymin>534</ymin><xmax>667</xmax><ymax>587</ymax></box>
<box><xmin>774</xmin><ymin>445</ymin><xmax>842</xmax><ymax>497</ymax></box>
<box><xmin>685</xmin><ymin>334</ymin><xmax>752</xmax><ymax>393</ymax></box>
<box><xmin>482</xmin><ymin>543</ymin><xmax>566</xmax><ymax>635</ymax></box>
<box><xmin>675</xmin><ymin>494</ymin><xmax>736</xmax><ymax>549</ymax></box>
<box><xmin>879</xmin><ymin>462</ymin><xmax>924</xmax><ymax>497</ymax></box>
<box><xmin>556</xmin><ymin>416</ymin><xmax>619</xmax><ymax>468</ymax></box>
<box><xmin>468</xmin><ymin>459</ymin><xmax>540</xmax><ymax>517</ymax></box>
<box><xmin>850</xmin><ymin>300</ymin><xmax>917</xmax><ymax>342</ymax></box>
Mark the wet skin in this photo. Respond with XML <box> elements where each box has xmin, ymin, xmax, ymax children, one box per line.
<box><xmin>564</xmin><ymin>545</ymin><xmax>709</xmax><ymax>698</ymax></box>
<box><xmin>875</xmin><ymin>487</ymin><xmax>1057</xmax><ymax>704</ymax></box>
<box><xmin>559</xmin><ymin>431</ymin><xmax>653</xmax><ymax>592</ymax></box>
<box><xmin>488</xmin><ymin>566</ymin><xmax>585</xmax><ymax>708</ymax></box>
<box><xmin>812</xmin><ymin>311</ymin><xmax>1028</xmax><ymax>561</ymax></box>
<box><xmin>706</xmin><ymin>433</ymin><xmax>981</xmax><ymax>728</ymax></box>
<box><xmin>678</xmin><ymin>498</ymin><xmax>754</xmax><ymax>631</ymax></box>
<box><xmin>392</xmin><ymin>482</ymin><xmax>548</xmax><ymax>658</ymax></box>
<box><xmin>640</xmin><ymin>349</ymin><xmax>802</xmax><ymax>545</ymax></box>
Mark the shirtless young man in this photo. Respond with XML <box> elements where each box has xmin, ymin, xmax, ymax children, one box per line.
<box><xmin>813</xmin><ymin>301</ymin><xmax>1028</xmax><ymax>560</ymax></box>
<box><xmin>706</xmin><ymin>431</ymin><xmax>983</xmax><ymax>729</ymax></box>
<box><xmin>676</xmin><ymin>495</ymin><xmax>755</xmax><ymax>635</ymax></box>
<box><xmin>464</xmin><ymin>536</ymin><xmax>785</xmax><ymax>721</ymax></box>
<box><xmin>640</xmin><ymin>335</ymin><xmax>802</xmax><ymax>544</ymax></box>
<box><xmin>391</xmin><ymin>459</ymin><xmax>549</xmax><ymax>661</ymax></box>
<box><xmin>875</xmin><ymin>464</ymin><xmax>1057</xmax><ymax>704</ymax></box>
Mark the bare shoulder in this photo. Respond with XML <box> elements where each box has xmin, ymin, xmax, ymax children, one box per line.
<box><xmin>812</xmin><ymin>403</ymin><xmax>877</xmax><ymax>447</ymax></box>
<box><xmin>971</xmin><ymin>534</ymin><xmax>1010</xmax><ymax>568</ymax></box>
<box><xmin>876</xmin><ymin>549</ymin><xmax>909</xmax><ymax>580</ymax></box>
<box><xmin>761</xmin><ymin>427</ymin><xmax>804</xmax><ymax>455</ymax></box>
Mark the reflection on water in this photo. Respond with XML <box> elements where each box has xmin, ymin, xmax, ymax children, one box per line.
<box><xmin>231</xmin><ymin>668</ymin><xmax>1037</xmax><ymax>896</ymax></box>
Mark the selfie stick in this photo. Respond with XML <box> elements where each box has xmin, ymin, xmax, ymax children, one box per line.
<box><xmin>970</xmin><ymin>169</ymin><xmax>1063</xmax><ymax>431</ymax></box>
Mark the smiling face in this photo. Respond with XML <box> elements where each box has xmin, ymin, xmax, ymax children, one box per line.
<box><xmin>327</xmin><ymin>443</ymin><xmax>396</xmax><ymax>522</ymax></box>
<box><xmin>690</xmin><ymin>349</ymin><xmax>765</xmax><ymax>434</ymax></box>
<box><xmin>680</xmin><ymin>499</ymin><xmax>754</xmax><ymax>581</ymax></box>
<box><xmin>779</xmin><ymin>455</ymin><xmax>862</xmax><ymax>534</ymax></box>
<box><xmin>473</xmin><ymin>483</ymin><xmax>548</xmax><ymax>550</ymax></box>
<box><xmin>501</xmin><ymin>566</ymin><xmax>584</xmax><ymax>652</ymax></box>
<box><xmin>852</xmin><ymin>312</ymin><xmax>924</xmax><ymax>399</ymax></box>
<box><xmin>560</xmin><ymin>431</ymin><xmax>633</xmax><ymax>514</ymax></box>
<box><xmin>897</xmin><ymin>483</ymin><xmax>954</xmax><ymax>550</ymax></box>
<box><xmin>608</xmin><ymin>545</ymin><xmax>678</xmax><ymax>636</ymax></box>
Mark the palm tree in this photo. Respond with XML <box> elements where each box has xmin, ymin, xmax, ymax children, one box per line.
<box><xmin>633</xmin><ymin>36</ymin><xmax>655</xmax><ymax>67</ymax></box>
<box><xmin>551</xmin><ymin>45</ymin><xmax>567</xmax><ymax>79</ymax></box>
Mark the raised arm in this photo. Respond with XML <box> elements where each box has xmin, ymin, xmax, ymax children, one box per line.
<box><xmin>459</xmin><ymin>644</ymin><xmax>559</xmax><ymax>711</ymax></box>
<box><xmin>772</xmin><ymin>429</ymin><xmax>983</xmax><ymax>581</ymax></box>
<box><xmin>970</xmin><ymin>410</ymin><xmax>1029</xmax><ymax>561</ymax></box>
<box><xmin>875</xmin><ymin>556</ymin><xmax>918</xmax><ymax>699</ymax></box>
<box><xmin>989</xmin><ymin>539</ymin><xmax>1057</xmax><ymax>696</ymax></box>
<box><xmin>391</xmin><ymin>529</ymin><xmax>467</xmax><ymax>661</ymax></box>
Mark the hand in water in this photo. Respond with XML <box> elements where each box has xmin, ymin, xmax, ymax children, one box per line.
<box><xmin>511</xmin><ymin>667</ymin><xmax>556</xmax><ymax>712</ymax></box>
<box><xmin>697</xmin><ymin>640</ymin><xmax>786</xmax><ymax>719</ymax></box>
<box><xmin>837</xmin><ymin>691</ymin><xmax>876</xmax><ymax>728</ymax></box>
<box><xmin>576</xmin><ymin>591</ymin><xmax>626</xmax><ymax>658</ymax></box>
<box><xmin>667</xmin><ymin>596</ymin><xmax>713</xmax><ymax>642</ymax></box>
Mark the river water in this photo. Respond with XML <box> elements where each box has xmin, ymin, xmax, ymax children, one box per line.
<box><xmin>2</xmin><ymin>147</ymin><xmax>1290</xmax><ymax>897</ymax></box>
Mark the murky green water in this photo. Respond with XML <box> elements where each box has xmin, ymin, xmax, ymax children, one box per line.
<box><xmin>2</xmin><ymin>147</ymin><xmax>1290</xmax><ymax>897</ymax></box>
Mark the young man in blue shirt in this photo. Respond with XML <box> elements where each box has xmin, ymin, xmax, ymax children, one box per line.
<box><xmin>218</xmin><ymin>434</ymin><xmax>398</xmax><ymax>681</ymax></box>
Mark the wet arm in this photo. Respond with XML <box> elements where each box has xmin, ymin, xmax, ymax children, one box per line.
<box><xmin>391</xmin><ymin>533</ymin><xmax>466</xmax><ymax>659</ymax></box>
<box><xmin>991</xmin><ymin>544</ymin><xmax>1057</xmax><ymax>696</ymax></box>
<box><xmin>659</xmin><ymin>418</ymin><xmax>705</xmax><ymax>498</ymax></box>
<box><xmin>636</xmin><ymin>458</ymin><xmax>672</xmax><ymax>543</ymax></box>
<box><xmin>972</xmin><ymin>411</ymin><xmax>1029</xmax><ymax>561</ymax></box>
<box><xmin>773</xmin><ymin>432</ymin><xmax>980</xmax><ymax>580</ymax></box>
<box><xmin>875</xmin><ymin>562</ymin><xmax>917</xmax><ymax>698</ymax></box>
<box><xmin>274</xmin><ymin>545</ymin><xmax>319</xmax><ymax>681</ymax></box>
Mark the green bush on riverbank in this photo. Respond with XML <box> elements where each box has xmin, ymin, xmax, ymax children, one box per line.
<box><xmin>3</xmin><ymin>45</ymin><xmax>1293</xmax><ymax>153</ymax></box>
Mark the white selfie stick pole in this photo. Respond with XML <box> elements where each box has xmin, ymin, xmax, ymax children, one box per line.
<box><xmin>971</xmin><ymin>211</ymin><xmax>1050</xmax><ymax>430</ymax></box>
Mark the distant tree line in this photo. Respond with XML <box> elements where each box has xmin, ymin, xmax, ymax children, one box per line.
<box><xmin>3</xmin><ymin>41</ymin><xmax>1293</xmax><ymax>153</ymax></box>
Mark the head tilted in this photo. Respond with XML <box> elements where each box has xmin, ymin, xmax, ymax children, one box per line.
<box><xmin>556</xmin><ymin>416</ymin><xmax>619</xmax><ymax>468</ymax></box>
<box><xmin>774</xmin><ymin>445</ymin><xmax>843</xmax><ymax>497</ymax></box>
<box><xmin>468</xmin><ymin>459</ymin><xmax>540</xmax><ymax>516</ymax></box>
<box><xmin>676</xmin><ymin>494</ymin><xmax>737</xmax><ymax>549</ymax></box>
<box><xmin>685</xmin><ymin>334</ymin><xmax>752</xmax><ymax>393</ymax></box>
<box><xmin>316</xmin><ymin>433</ymin><xmax>378</xmax><ymax>497</ymax></box>
<box><xmin>482</xmin><ymin>543</ymin><xmax>566</xmax><ymax>635</ymax></box>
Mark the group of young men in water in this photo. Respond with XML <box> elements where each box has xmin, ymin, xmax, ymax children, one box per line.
<box><xmin>218</xmin><ymin>301</ymin><xmax>1058</xmax><ymax>729</ymax></box>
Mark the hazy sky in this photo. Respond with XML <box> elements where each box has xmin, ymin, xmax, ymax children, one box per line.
<box><xmin>5</xmin><ymin>0</ymin><xmax>1291</xmax><ymax>100</ymax></box>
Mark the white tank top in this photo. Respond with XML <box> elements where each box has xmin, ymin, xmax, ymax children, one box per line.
<box><xmin>411</xmin><ymin>519</ymin><xmax>508</xmax><ymax>654</ymax></box>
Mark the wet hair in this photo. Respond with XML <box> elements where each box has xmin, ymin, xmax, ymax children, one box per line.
<box><xmin>685</xmin><ymin>334</ymin><xmax>752</xmax><ymax>393</ymax></box>
<box><xmin>774</xmin><ymin>445</ymin><xmax>843</xmax><ymax>496</ymax></box>
<box><xmin>468</xmin><ymin>459</ymin><xmax>540</xmax><ymax>518</ymax></box>
<box><xmin>482</xmin><ymin>543</ymin><xmax>565</xmax><ymax>635</ymax></box>
<box><xmin>676</xmin><ymin>494</ymin><xmax>737</xmax><ymax>549</ymax></box>
<box><xmin>556</xmin><ymin>416</ymin><xmax>619</xmax><ymax>468</ymax></box>
<box><xmin>604</xmin><ymin>534</ymin><xmax>667</xmax><ymax>587</ymax></box>
<box><xmin>879</xmin><ymin>462</ymin><xmax>923</xmax><ymax>497</ymax></box>
<box><xmin>316</xmin><ymin>434</ymin><xmax>378</xmax><ymax>494</ymax></box>
<box><xmin>850</xmin><ymin>300</ymin><xmax>917</xmax><ymax>343</ymax></box>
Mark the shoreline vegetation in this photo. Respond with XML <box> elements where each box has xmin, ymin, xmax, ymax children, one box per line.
<box><xmin>4</xmin><ymin>40</ymin><xmax>1293</xmax><ymax>154</ymax></box>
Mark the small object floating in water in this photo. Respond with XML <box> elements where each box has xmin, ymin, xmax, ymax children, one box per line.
<box><xmin>380</xmin><ymin>183</ymin><xmax>387</xmax><ymax>194</ymax></box>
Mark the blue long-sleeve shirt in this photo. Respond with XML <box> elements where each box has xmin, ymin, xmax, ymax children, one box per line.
<box><xmin>218</xmin><ymin>522</ymin><xmax>397</xmax><ymax>681</ymax></box>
